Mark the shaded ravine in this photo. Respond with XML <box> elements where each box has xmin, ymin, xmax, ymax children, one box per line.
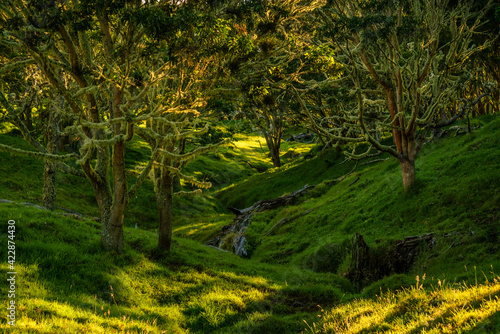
<box><xmin>207</xmin><ymin>184</ymin><xmax>315</xmax><ymax>257</ymax></box>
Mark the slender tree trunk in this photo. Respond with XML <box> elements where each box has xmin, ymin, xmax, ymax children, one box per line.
<box><xmin>93</xmin><ymin>184</ymin><xmax>125</xmax><ymax>254</ymax></box>
<box><xmin>104</xmin><ymin>140</ymin><xmax>127</xmax><ymax>253</ymax></box>
<box><xmin>43</xmin><ymin>110</ymin><xmax>60</xmax><ymax>210</ymax></box>
<box><xmin>157</xmin><ymin>170</ymin><xmax>174</xmax><ymax>250</ymax></box>
<box><xmin>400</xmin><ymin>158</ymin><xmax>416</xmax><ymax>192</ymax></box>
<box><xmin>80</xmin><ymin>154</ymin><xmax>115</xmax><ymax>252</ymax></box>
<box><xmin>91</xmin><ymin>146</ymin><xmax>127</xmax><ymax>254</ymax></box>
<box><xmin>42</xmin><ymin>162</ymin><xmax>56</xmax><ymax>210</ymax></box>
<box><xmin>94</xmin><ymin>183</ymin><xmax>114</xmax><ymax>250</ymax></box>
<box><xmin>270</xmin><ymin>144</ymin><xmax>281</xmax><ymax>167</ymax></box>
<box><xmin>84</xmin><ymin>142</ymin><xmax>125</xmax><ymax>253</ymax></box>
<box><xmin>42</xmin><ymin>164</ymin><xmax>57</xmax><ymax>209</ymax></box>
<box><xmin>260</xmin><ymin>108</ymin><xmax>283</xmax><ymax>168</ymax></box>
<box><xmin>265</xmin><ymin>134</ymin><xmax>281</xmax><ymax>167</ymax></box>
<box><xmin>476</xmin><ymin>98</ymin><xmax>484</xmax><ymax>116</ymax></box>
<box><xmin>387</xmin><ymin>85</ymin><xmax>417</xmax><ymax>192</ymax></box>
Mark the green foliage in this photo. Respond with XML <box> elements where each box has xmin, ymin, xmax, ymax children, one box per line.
<box><xmin>0</xmin><ymin>0</ymin><xmax>498</xmax><ymax>329</ymax></box>
<box><xmin>204</xmin><ymin>98</ymin><xmax>236</xmax><ymax>117</ymax></box>
<box><xmin>0</xmin><ymin>131</ymin><xmax>160</xmax><ymax>228</ymax></box>
<box><xmin>218</xmin><ymin>116</ymin><xmax>500</xmax><ymax>288</ymax></box>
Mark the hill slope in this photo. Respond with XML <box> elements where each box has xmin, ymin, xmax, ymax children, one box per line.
<box><xmin>0</xmin><ymin>116</ymin><xmax>499</xmax><ymax>333</ymax></box>
<box><xmin>192</xmin><ymin>116</ymin><xmax>500</xmax><ymax>289</ymax></box>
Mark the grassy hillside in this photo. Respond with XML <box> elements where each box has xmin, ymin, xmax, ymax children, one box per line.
<box><xmin>177</xmin><ymin>117</ymin><xmax>500</xmax><ymax>293</ymax></box>
<box><xmin>1</xmin><ymin>203</ymin><xmax>499</xmax><ymax>333</ymax></box>
<box><xmin>0</xmin><ymin>203</ymin><xmax>350</xmax><ymax>333</ymax></box>
<box><xmin>0</xmin><ymin>126</ymin><xmax>277</xmax><ymax>230</ymax></box>
<box><xmin>0</xmin><ymin>115</ymin><xmax>499</xmax><ymax>333</ymax></box>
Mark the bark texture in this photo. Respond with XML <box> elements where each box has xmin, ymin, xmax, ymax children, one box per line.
<box><xmin>157</xmin><ymin>171</ymin><xmax>174</xmax><ymax>251</ymax></box>
<box><xmin>266</xmin><ymin>134</ymin><xmax>282</xmax><ymax>168</ymax></box>
<box><xmin>42</xmin><ymin>105</ymin><xmax>61</xmax><ymax>210</ymax></box>
<box><xmin>105</xmin><ymin>86</ymin><xmax>128</xmax><ymax>253</ymax></box>
<box><xmin>400</xmin><ymin>158</ymin><xmax>416</xmax><ymax>193</ymax></box>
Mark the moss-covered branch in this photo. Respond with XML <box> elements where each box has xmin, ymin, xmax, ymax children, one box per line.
<box><xmin>0</xmin><ymin>144</ymin><xmax>79</xmax><ymax>161</ymax></box>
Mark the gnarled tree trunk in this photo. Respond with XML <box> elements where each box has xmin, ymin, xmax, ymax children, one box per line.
<box><xmin>104</xmin><ymin>139</ymin><xmax>127</xmax><ymax>253</ymax></box>
<box><xmin>86</xmin><ymin>164</ymin><xmax>126</xmax><ymax>254</ymax></box>
<box><xmin>81</xmin><ymin>86</ymin><xmax>129</xmax><ymax>254</ymax></box>
<box><xmin>400</xmin><ymin>158</ymin><xmax>416</xmax><ymax>193</ymax></box>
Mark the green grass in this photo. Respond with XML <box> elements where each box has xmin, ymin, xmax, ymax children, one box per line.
<box><xmin>304</xmin><ymin>275</ymin><xmax>500</xmax><ymax>333</ymax></box>
<box><xmin>0</xmin><ymin>204</ymin><xmax>349</xmax><ymax>333</ymax></box>
<box><xmin>0</xmin><ymin>131</ymin><xmax>224</xmax><ymax>231</ymax></box>
<box><xmin>0</xmin><ymin>115</ymin><xmax>499</xmax><ymax>332</ymax></box>
<box><xmin>229</xmin><ymin>116</ymin><xmax>500</xmax><ymax>287</ymax></box>
<box><xmin>0</xmin><ymin>131</ymin><xmax>159</xmax><ymax>227</ymax></box>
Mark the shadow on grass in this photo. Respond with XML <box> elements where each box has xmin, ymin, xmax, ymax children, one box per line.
<box><xmin>464</xmin><ymin>310</ymin><xmax>500</xmax><ymax>334</ymax></box>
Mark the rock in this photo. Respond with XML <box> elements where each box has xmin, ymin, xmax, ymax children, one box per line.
<box><xmin>285</xmin><ymin>132</ymin><xmax>315</xmax><ymax>143</ymax></box>
<box><xmin>233</xmin><ymin>235</ymin><xmax>248</xmax><ymax>257</ymax></box>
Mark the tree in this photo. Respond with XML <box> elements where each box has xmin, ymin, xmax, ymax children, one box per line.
<box><xmin>0</xmin><ymin>0</ymin><xmax>192</xmax><ymax>252</ymax></box>
<box><xmin>222</xmin><ymin>0</ymin><xmax>322</xmax><ymax>167</ymax></box>
<box><xmin>138</xmin><ymin>106</ymin><xmax>224</xmax><ymax>250</ymax></box>
<box><xmin>463</xmin><ymin>0</ymin><xmax>500</xmax><ymax>116</ymax></box>
<box><xmin>0</xmin><ymin>50</ymin><xmax>85</xmax><ymax>210</ymax></box>
<box><xmin>301</xmin><ymin>0</ymin><xmax>492</xmax><ymax>191</ymax></box>
<box><xmin>133</xmin><ymin>3</ymin><xmax>231</xmax><ymax>250</ymax></box>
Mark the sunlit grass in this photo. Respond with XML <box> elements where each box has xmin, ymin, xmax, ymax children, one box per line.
<box><xmin>173</xmin><ymin>215</ymin><xmax>233</xmax><ymax>242</ymax></box>
<box><xmin>231</xmin><ymin>116</ymin><xmax>500</xmax><ymax>285</ymax></box>
<box><xmin>304</xmin><ymin>275</ymin><xmax>500</xmax><ymax>333</ymax></box>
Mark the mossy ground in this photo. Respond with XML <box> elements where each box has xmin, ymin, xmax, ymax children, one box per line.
<box><xmin>0</xmin><ymin>116</ymin><xmax>499</xmax><ymax>332</ymax></box>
